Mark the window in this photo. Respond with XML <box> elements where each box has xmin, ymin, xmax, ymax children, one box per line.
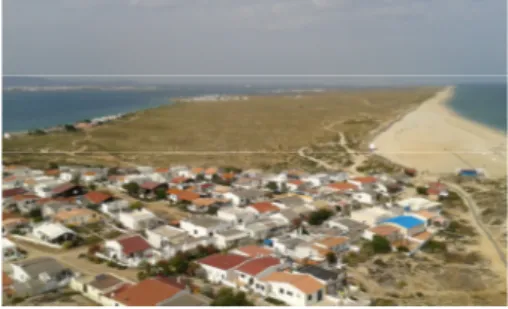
<box><xmin>241</xmin><ymin>274</ymin><xmax>246</xmax><ymax>278</ymax></box>
<box><xmin>287</xmin><ymin>291</ymin><xmax>293</xmax><ymax>296</ymax></box>
<box><xmin>308</xmin><ymin>294</ymin><xmax>312</xmax><ymax>301</ymax></box>
<box><xmin>194</xmin><ymin>230</ymin><xmax>198</xmax><ymax>235</ymax></box>
<box><xmin>279</xmin><ymin>288</ymin><xmax>284</xmax><ymax>294</ymax></box>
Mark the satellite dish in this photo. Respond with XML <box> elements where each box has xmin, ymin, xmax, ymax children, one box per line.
<box><xmin>369</xmin><ymin>143</ymin><xmax>376</xmax><ymax>151</ymax></box>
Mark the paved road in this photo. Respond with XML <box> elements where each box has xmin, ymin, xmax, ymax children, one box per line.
<box><xmin>443</xmin><ymin>181</ymin><xmax>507</xmax><ymax>268</ymax></box>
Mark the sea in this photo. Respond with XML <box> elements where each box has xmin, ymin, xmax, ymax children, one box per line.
<box><xmin>3</xmin><ymin>83</ymin><xmax>507</xmax><ymax>133</ymax></box>
<box><xmin>447</xmin><ymin>83</ymin><xmax>507</xmax><ymax>132</ymax></box>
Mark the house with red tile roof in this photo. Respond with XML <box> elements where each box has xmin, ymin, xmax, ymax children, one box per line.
<box><xmin>327</xmin><ymin>182</ymin><xmax>358</xmax><ymax>192</ymax></box>
<box><xmin>11</xmin><ymin>194</ymin><xmax>40</xmax><ymax>214</ymax></box>
<box><xmin>82</xmin><ymin>191</ymin><xmax>113</xmax><ymax>206</ymax></box>
<box><xmin>103</xmin><ymin>234</ymin><xmax>157</xmax><ymax>267</ymax></box>
<box><xmin>197</xmin><ymin>253</ymin><xmax>250</xmax><ymax>284</ymax></box>
<box><xmin>230</xmin><ymin>245</ymin><xmax>275</xmax><ymax>258</ymax></box>
<box><xmin>139</xmin><ymin>181</ymin><xmax>168</xmax><ymax>199</ymax></box>
<box><xmin>258</xmin><ymin>271</ymin><xmax>326</xmax><ymax>306</ymax></box>
<box><xmin>246</xmin><ymin>202</ymin><xmax>281</xmax><ymax>216</ymax></box>
<box><xmin>112</xmin><ymin>277</ymin><xmax>188</xmax><ymax>306</ymax></box>
<box><xmin>234</xmin><ymin>256</ymin><xmax>284</xmax><ymax>290</ymax></box>
<box><xmin>167</xmin><ymin>189</ymin><xmax>201</xmax><ymax>204</ymax></box>
<box><xmin>51</xmin><ymin>183</ymin><xmax>86</xmax><ymax>198</ymax></box>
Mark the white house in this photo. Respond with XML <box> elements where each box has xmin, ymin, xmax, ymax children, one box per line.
<box><xmin>179</xmin><ymin>216</ymin><xmax>232</xmax><ymax>238</ymax></box>
<box><xmin>214</xmin><ymin>229</ymin><xmax>250</xmax><ymax>250</ymax></box>
<box><xmin>234</xmin><ymin>256</ymin><xmax>284</xmax><ymax>292</ymax></box>
<box><xmin>3</xmin><ymin>237</ymin><xmax>23</xmax><ymax>261</ymax></box>
<box><xmin>117</xmin><ymin>209</ymin><xmax>160</xmax><ymax>231</ymax></box>
<box><xmin>33</xmin><ymin>180</ymin><xmax>65</xmax><ymax>198</ymax></box>
<box><xmin>32</xmin><ymin>222</ymin><xmax>78</xmax><ymax>246</ymax></box>
<box><xmin>145</xmin><ymin>225</ymin><xmax>211</xmax><ymax>259</ymax></box>
<box><xmin>396</xmin><ymin>197</ymin><xmax>442</xmax><ymax>213</ymax></box>
<box><xmin>70</xmin><ymin>273</ymin><xmax>132</xmax><ymax>306</ymax></box>
<box><xmin>103</xmin><ymin>234</ymin><xmax>158</xmax><ymax>267</ymax></box>
<box><xmin>258</xmin><ymin>272</ymin><xmax>326</xmax><ymax>306</ymax></box>
<box><xmin>196</xmin><ymin>253</ymin><xmax>250</xmax><ymax>285</ymax></box>
<box><xmin>217</xmin><ymin>207</ymin><xmax>257</xmax><ymax>225</ymax></box>
<box><xmin>100</xmin><ymin>199</ymin><xmax>130</xmax><ymax>218</ymax></box>
<box><xmin>11</xmin><ymin>257</ymin><xmax>73</xmax><ymax>295</ymax></box>
<box><xmin>351</xmin><ymin>192</ymin><xmax>374</xmax><ymax>205</ymax></box>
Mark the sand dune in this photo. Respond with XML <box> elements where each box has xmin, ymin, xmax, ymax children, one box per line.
<box><xmin>373</xmin><ymin>86</ymin><xmax>506</xmax><ymax>178</ymax></box>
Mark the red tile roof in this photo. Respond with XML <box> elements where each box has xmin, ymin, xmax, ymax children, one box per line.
<box><xmin>288</xmin><ymin>180</ymin><xmax>304</xmax><ymax>186</ymax></box>
<box><xmin>351</xmin><ymin>176</ymin><xmax>377</xmax><ymax>184</ymax></box>
<box><xmin>328</xmin><ymin>182</ymin><xmax>357</xmax><ymax>191</ymax></box>
<box><xmin>113</xmin><ymin>277</ymin><xmax>183</xmax><ymax>306</ymax></box>
<box><xmin>234</xmin><ymin>245</ymin><xmax>274</xmax><ymax>258</ymax></box>
<box><xmin>167</xmin><ymin>189</ymin><xmax>200</xmax><ymax>202</ymax></box>
<box><xmin>3</xmin><ymin>272</ymin><xmax>13</xmax><ymax>288</ymax></box>
<box><xmin>117</xmin><ymin>235</ymin><xmax>151</xmax><ymax>255</ymax></box>
<box><xmin>197</xmin><ymin>253</ymin><xmax>249</xmax><ymax>270</ymax></box>
<box><xmin>236</xmin><ymin>257</ymin><xmax>281</xmax><ymax>276</ymax></box>
<box><xmin>12</xmin><ymin>194</ymin><xmax>39</xmax><ymax>201</ymax></box>
<box><xmin>171</xmin><ymin>176</ymin><xmax>188</xmax><ymax>184</ymax></box>
<box><xmin>2</xmin><ymin>188</ymin><xmax>27</xmax><ymax>198</ymax></box>
<box><xmin>140</xmin><ymin>181</ymin><xmax>164</xmax><ymax>190</ymax></box>
<box><xmin>45</xmin><ymin>169</ymin><xmax>60</xmax><ymax>176</ymax></box>
<box><xmin>84</xmin><ymin>191</ymin><xmax>112</xmax><ymax>204</ymax></box>
<box><xmin>249</xmin><ymin>202</ymin><xmax>280</xmax><ymax>214</ymax></box>
<box><xmin>51</xmin><ymin>183</ymin><xmax>80</xmax><ymax>195</ymax></box>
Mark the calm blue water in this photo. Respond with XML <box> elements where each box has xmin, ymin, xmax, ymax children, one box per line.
<box><xmin>447</xmin><ymin>84</ymin><xmax>507</xmax><ymax>132</ymax></box>
<box><xmin>4</xmin><ymin>84</ymin><xmax>507</xmax><ymax>133</ymax></box>
<box><xmin>2</xmin><ymin>85</ymin><xmax>277</xmax><ymax>132</ymax></box>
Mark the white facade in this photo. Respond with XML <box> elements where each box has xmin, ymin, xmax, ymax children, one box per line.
<box><xmin>217</xmin><ymin>207</ymin><xmax>257</xmax><ymax>225</ymax></box>
<box><xmin>103</xmin><ymin>238</ymin><xmax>157</xmax><ymax>267</ymax></box>
<box><xmin>117</xmin><ymin>209</ymin><xmax>158</xmax><ymax>231</ymax></box>
<box><xmin>259</xmin><ymin>279</ymin><xmax>325</xmax><ymax>306</ymax></box>
<box><xmin>179</xmin><ymin>218</ymin><xmax>231</xmax><ymax>238</ymax></box>
<box><xmin>351</xmin><ymin>192</ymin><xmax>374</xmax><ymax>205</ymax></box>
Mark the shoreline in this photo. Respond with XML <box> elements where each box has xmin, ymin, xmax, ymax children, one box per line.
<box><xmin>373</xmin><ymin>86</ymin><xmax>507</xmax><ymax>178</ymax></box>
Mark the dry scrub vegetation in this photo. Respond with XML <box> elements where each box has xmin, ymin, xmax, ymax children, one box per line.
<box><xmin>4</xmin><ymin>88</ymin><xmax>438</xmax><ymax>169</ymax></box>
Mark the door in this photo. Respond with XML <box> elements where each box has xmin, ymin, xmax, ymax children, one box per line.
<box><xmin>317</xmin><ymin>289</ymin><xmax>323</xmax><ymax>301</ymax></box>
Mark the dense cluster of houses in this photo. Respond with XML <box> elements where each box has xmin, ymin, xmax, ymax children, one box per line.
<box><xmin>2</xmin><ymin>163</ymin><xmax>451</xmax><ymax>305</ymax></box>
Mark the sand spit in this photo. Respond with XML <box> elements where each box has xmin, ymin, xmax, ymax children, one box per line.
<box><xmin>373</xmin><ymin>86</ymin><xmax>506</xmax><ymax>178</ymax></box>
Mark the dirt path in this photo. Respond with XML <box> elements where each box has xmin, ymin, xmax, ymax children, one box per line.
<box><xmin>297</xmin><ymin>120</ymin><xmax>368</xmax><ymax>174</ymax></box>
<box><xmin>443</xmin><ymin>181</ymin><xmax>507</xmax><ymax>273</ymax></box>
<box><xmin>10</xmin><ymin>239</ymin><xmax>139</xmax><ymax>281</ymax></box>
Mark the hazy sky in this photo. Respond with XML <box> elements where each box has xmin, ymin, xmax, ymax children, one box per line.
<box><xmin>4</xmin><ymin>0</ymin><xmax>507</xmax><ymax>77</ymax></box>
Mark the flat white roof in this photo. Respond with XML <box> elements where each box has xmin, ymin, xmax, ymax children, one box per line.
<box><xmin>3</xmin><ymin>238</ymin><xmax>16</xmax><ymax>249</ymax></box>
<box><xmin>34</xmin><ymin>222</ymin><xmax>76</xmax><ymax>239</ymax></box>
<box><xmin>121</xmin><ymin>209</ymin><xmax>156</xmax><ymax>220</ymax></box>
<box><xmin>350</xmin><ymin>207</ymin><xmax>396</xmax><ymax>227</ymax></box>
<box><xmin>396</xmin><ymin>197</ymin><xmax>441</xmax><ymax>210</ymax></box>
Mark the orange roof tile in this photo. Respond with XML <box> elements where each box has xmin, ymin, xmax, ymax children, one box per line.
<box><xmin>234</xmin><ymin>245</ymin><xmax>274</xmax><ymax>258</ymax></box>
<box><xmin>113</xmin><ymin>278</ymin><xmax>183</xmax><ymax>306</ymax></box>
<box><xmin>369</xmin><ymin>224</ymin><xmax>401</xmax><ymax>236</ymax></box>
<box><xmin>155</xmin><ymin>167</ymin><xmax>170</xmax><ymax>173</ymax></box>
<box><xmin>205</xmin><ymin>167</ymin><xmax>218</xmax><ymax>175</ymax></box>
<box><xmin>167</xmin><ymin>189</ymin><xmax>200</xmax><ymax>201</ymax></box>
<box><xmin>250</xmin><ymin>202</ymin><xmax>280</xmax><ymax>214</ymax></box>
<box><xmin>12</xmin><ymin>194</ymin><xmax>39</xmax><ymax>201</ymax></box>
<box><xmin>192</xmin><ymin>198</ymin><xmax>217</xmax><ymax>207</ymax></box>
<box><xmin>84</xmin><ymin>191</ymin><xmax>113</xmax><ymax>204</ymax></box>
<box><xmin>45</xmin><ymin>169</ymin><xmax>60</xmax><ymax>176</ymax></box>
<box><xmin>221</xmin><ymin>172</ymin><xmax>236</xmax><ymax>180</ymax></box>
<box><xmin>191</xmin><ymin>167</ymin><xmax>204</xmax><ymax>174</ymax></box>
<box><xmin>412</xmin><ymin>231</ymin><xmax>433</xmax><ymax>242</ymax></box>
<box><xmin>261</xmin><ymin>272</ymin><xmax>324</xmax><ymax>294</ymax></box>
<box><xmin>328</xmin><ymin>182</ymin><xmax>357</xmax><ymax>191</ymax></box>
<box><xmin>84</xmin><ymin>171</ymin><xmax>97</xmax><ymax>176</ymax></box>
<box><xmin>415</xmin><ymin>210</ymin><xmax>438</xmax><ymax>219</ymax></box>
<box><xmin>317</xmin><ymin>236</ymin><xmax>349</xmax><ymax>248</ymax></box>
<box><xmin>171</xmin><ymin>176</ymin><xmax>188</xmax><ymax>184</ymax></box>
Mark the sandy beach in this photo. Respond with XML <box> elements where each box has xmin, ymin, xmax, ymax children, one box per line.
<box><xmin>373</xmin><ymin>86</ymin><xmax>507</xmax><ymax>178</ymax></box>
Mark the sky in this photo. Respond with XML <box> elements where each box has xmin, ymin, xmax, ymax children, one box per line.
<box><xmin>3</xmin><ymin>0</ymin><xmax>507</xmax><ymax>80</ymax></box>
